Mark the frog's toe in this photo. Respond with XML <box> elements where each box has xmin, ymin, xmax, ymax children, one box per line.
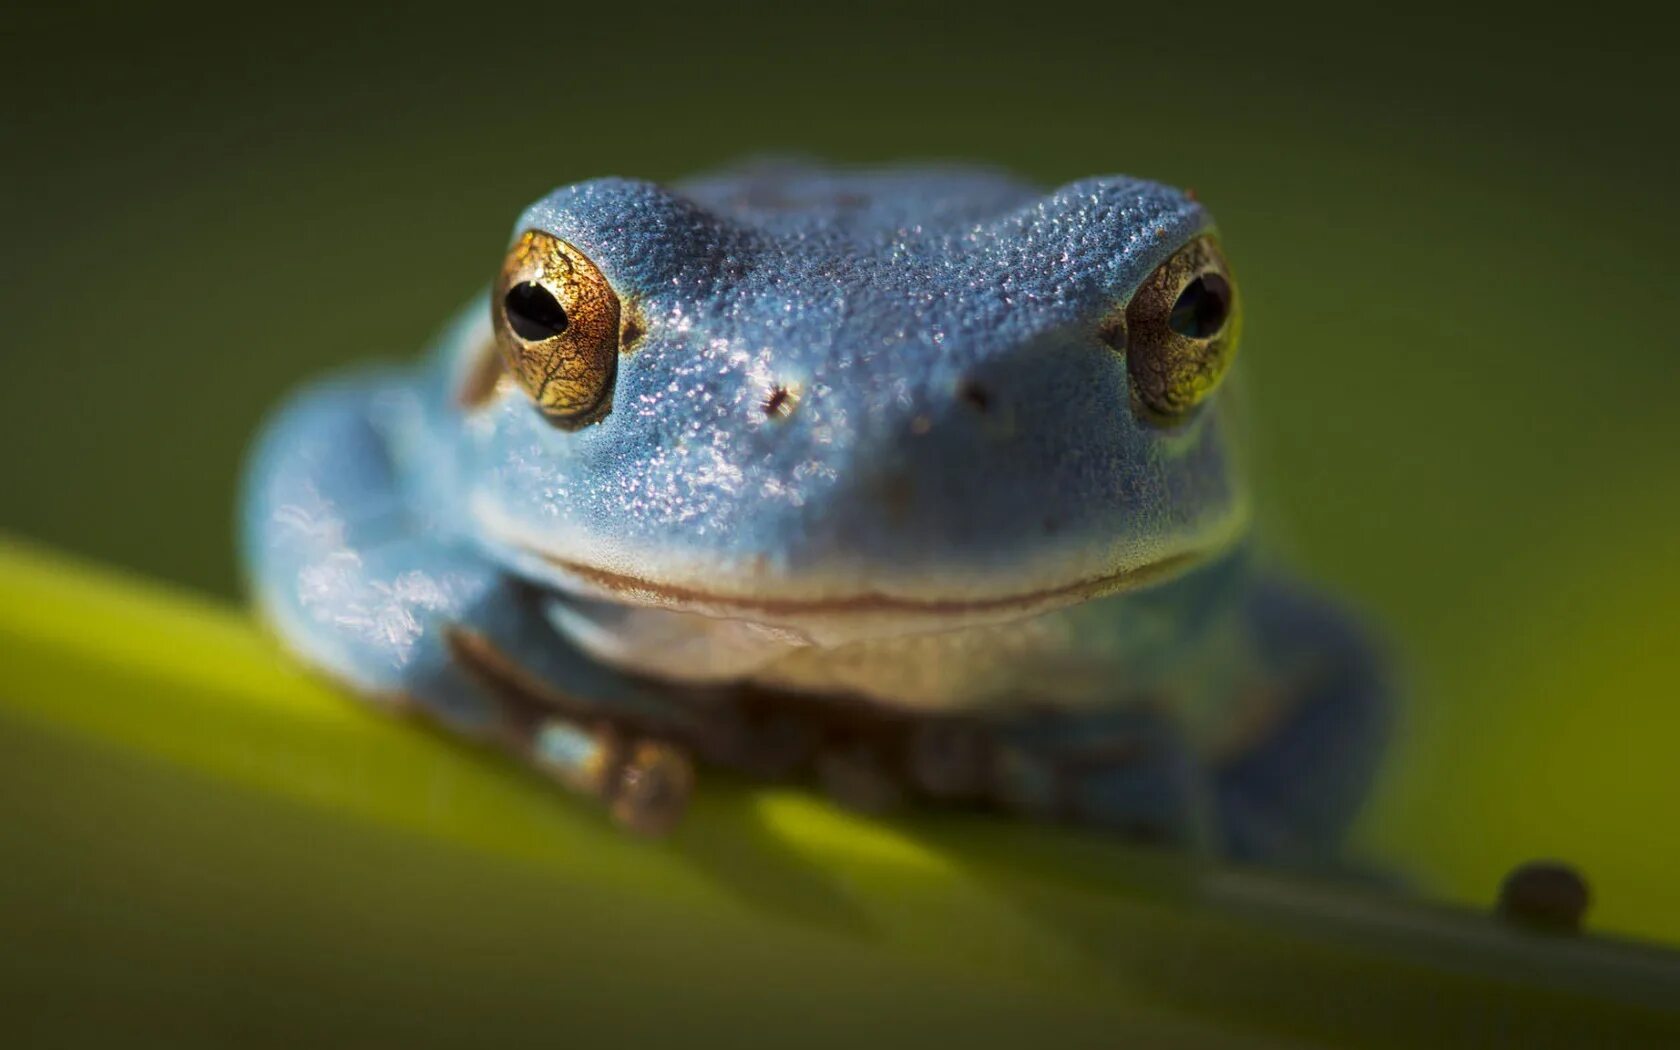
<box><xmin>607</xmin><ymin>738</ymin><xmax>697</xmax><ymax>835</ymax></box>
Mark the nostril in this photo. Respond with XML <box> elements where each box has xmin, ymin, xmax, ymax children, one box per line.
<box><xmin>1098</xmin><ymin>315</ymin><xmax>1128</xmax><ymax>353</ymax></box>
<box><xmin>762</xmin><ymin>383</ymin><xmax>801</xmax><ymax>419</ymax></box>
<box><xmin>958</xmin><ymin>380</ymin><xmax>992</xmax><ymax>414</ymax></box>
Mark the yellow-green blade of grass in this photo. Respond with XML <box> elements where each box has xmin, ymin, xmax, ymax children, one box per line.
<box><xmin>1</xmin><ymin>535</ymin><xmax>1676</xmax><ymax>1049</ymax></box>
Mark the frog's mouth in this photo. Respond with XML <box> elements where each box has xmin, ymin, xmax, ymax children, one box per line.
<box><xmin>511</xmin><ymin>541</ymin><xmax>1217</xmax><ymax>646</ymax></box>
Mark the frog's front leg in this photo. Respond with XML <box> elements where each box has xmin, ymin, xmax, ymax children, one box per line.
<box><xmin>1213</xmin><ymin>580</ymin><xmax>1394</xmax><ymax>865</ymax></box>
<box><xmin>241</xmin><ymin>373</ymin><xmax>704</xmax><ymax>832</ymax></box>
<box><xmin>958</xmin><ymin>581</ymin><xmax>1392</xmax><ymax>863</ymax></box>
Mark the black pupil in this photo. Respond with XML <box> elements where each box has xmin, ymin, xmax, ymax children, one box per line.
<box><xmin>1169</xmin><ymin>273</ymin><xmax>1231</xmax><ymax>339</ymax></box>
<box><xmin>504</xmin><ymin>282</ymin><xmax>569</xmax><ymax>341</ymax></box>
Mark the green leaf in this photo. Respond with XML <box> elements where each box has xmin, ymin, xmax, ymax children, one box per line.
<box><xmin>1</xmin><ymin>536</ymin><xmax>1676</xmax><ymax>1048</ymax></box>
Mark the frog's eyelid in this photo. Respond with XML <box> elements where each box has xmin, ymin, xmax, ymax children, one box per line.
<box><xmin>761</xmin><ymin>382</ymin><xmax>803</xmax><ymax>421</ymax></box>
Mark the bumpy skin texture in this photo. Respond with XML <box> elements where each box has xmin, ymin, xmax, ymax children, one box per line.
<box><xmin>241</xmin><ymin>160</ymin><xmax>1390</xmax><ymax>862</ymax></box>
<box><xmin>452</xmin><ymin>164</ymin><xmax>1241</xmax><ymax>619</ymax></box>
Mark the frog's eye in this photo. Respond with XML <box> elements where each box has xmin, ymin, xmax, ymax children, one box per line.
<box><xmin>492</xmin><ymin>230</ymin><xmax>621</xmax><ymax>428</ymax></box>
<box><xmin>1114</xmin><ymin>234</ymin><xmax>1240</xmax><ymax>420</ymax></box>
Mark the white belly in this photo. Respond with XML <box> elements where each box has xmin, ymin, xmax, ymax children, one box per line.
<box><xmin>543</xmin><ymin>587</ymin><xmax>1229</xmax><ymax>715</ymax></box>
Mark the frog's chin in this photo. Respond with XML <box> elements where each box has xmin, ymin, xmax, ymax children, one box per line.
<box><xmin>490</xmin><ymin>534</ymin><xmax>1235</xmax><ymax>648</ymax></box>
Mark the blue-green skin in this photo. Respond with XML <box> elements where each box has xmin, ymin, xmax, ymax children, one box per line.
<box><xmin>242</xmin><ymin>161</ymin><xmax>1389</xmax><ymax>862</ymax></box>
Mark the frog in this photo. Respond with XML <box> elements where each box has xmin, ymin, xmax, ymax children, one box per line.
<box><xmin>240</xmin><ymin>159</ymin><xmax>1390</xmax><ymax>865</ymax></box>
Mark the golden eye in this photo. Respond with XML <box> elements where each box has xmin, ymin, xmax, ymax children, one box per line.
<box><xmin>492</xmin><ymin>230</ymin><xmax>621</xmax><ymax>428</ymax></box>
<box><xmin>1117</xmin><ymin>234</ymin><xmax>1240</xmax><ymax>420</ymax></box>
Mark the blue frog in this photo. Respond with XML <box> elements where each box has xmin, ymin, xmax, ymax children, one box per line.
<box><xmin>241</xmin><ymin>160</ymin><xmax>1390</xmax><ymax>864</ymax></box>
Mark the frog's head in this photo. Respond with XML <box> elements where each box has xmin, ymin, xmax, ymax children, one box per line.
<box><xmin>460</xmin><ymin>162</ymin><xmax>1246</xmax><ymax>644</ymax></box>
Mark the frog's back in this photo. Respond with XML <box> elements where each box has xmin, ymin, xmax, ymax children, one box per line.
<box><xmin>675</xmin><ymin>157</ymin><xmax>1042</xmax><ymax>237</ymax></box>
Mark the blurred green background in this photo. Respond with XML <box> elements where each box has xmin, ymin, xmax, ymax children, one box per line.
<box><xmin>2</xmin><ymin>0</ymin><xmax>1676</xmax><ymax>946</ymax></box>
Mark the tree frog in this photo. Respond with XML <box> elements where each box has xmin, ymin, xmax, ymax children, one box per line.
<box><xmin>241</xmin><ymin>160</ymin><xmax>1389</xmax><ymax>863</ymax></box>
